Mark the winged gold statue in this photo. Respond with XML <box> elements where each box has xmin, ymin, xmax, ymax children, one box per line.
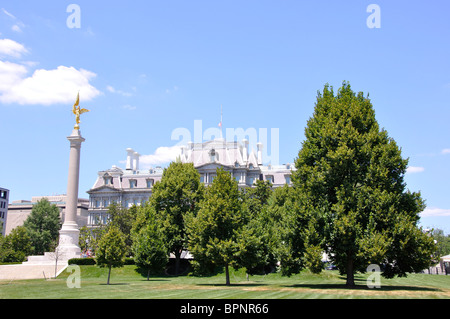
<box><xmin>72</xmin><ymin>92</ymin><xmax>90</xmax><ymax>130</ymax></box>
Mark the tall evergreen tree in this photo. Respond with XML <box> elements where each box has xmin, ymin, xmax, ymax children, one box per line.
<box><xmin>23</xmin><ymin>198</ymin><xmax>61</xmax><ymax>255</ymax></box>
<box><xmin>292</xmin><ymin>82</ymin><xmax>437</xmax><ymax>286</ymax></box>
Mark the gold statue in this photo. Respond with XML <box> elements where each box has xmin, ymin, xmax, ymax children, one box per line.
<box><xmin>72</xmin><ymin>92</ymin><xmax>90</xmax><ymax>130</ymax></box>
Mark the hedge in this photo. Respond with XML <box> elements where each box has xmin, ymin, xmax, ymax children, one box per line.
<box><xmin>68</xmin><ymin>257</ymin><xmax>135</xmax><ymax>265</ymax></box>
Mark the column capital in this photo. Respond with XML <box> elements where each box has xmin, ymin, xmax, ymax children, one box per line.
<box><xmin>67</xmin><ymin>129</ymin><xmax>85</xmax><ymax>145</ymax></box>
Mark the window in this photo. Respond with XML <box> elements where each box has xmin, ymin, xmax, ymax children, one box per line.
<box><xmin>104</xmin><ymin>176</ymin><xmax>113</xmax><ymax>185</ymax></box>
<box><xmin>200</xmin><ymin>175</ymin><xmax>205</xmax><ymax>183</ymax></box>
<box><xmin>285</xmin><ymin>176</ymin><xmax>291</xmax><ymax>185</ymax></box>
<box><xmin>248</xmin><ymin>177</ymin><xmax>254</xmax><ymax>185</ymax></box>
<box><xmin>209</xmin><ymin>149</ymin><xmax>216</xmax><ymax>162</ymax></box>
<box><xmin>266</xmin><ymin>175</ymin><xmax>274</xmax><ymax>183</ymax></box>
<box><xmin>146</xmin><ymin>179</ymin><xmax>154</xmax><ymax>188</ymax></box>
<box><xmin>130</xmin><ymin>179</ymin><xmax>137</xmax><ymax>188</ymax></box>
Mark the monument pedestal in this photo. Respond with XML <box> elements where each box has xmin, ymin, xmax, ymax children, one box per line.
<box><xmin>58</xmin><ymin>222</ymin><xmax>81</xmax><ymax>259</ymax></box>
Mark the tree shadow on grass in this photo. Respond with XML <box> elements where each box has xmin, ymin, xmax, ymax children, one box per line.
<box><xmin>196</xmin><ymin>282</ymin><xmax>268</xmax><ymax>288</ymax></box>
<box><xmin>99</xmin><ymin>283</ymin><xmax>130</xmax><ymax>286</ymax></box>
<box><xmin>286</xmin><ymin>280</ymin><xmax>441</xmax><ymax>292</ymax></box>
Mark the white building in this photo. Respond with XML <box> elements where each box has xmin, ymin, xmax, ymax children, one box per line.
<box><xmin>87</xmin><ymin>138</ymin><xmax>295</xmax><ymax>226</ymax></box>
<box><xmin>0</xmin><ymin>187</ymin><xmax>9</xmax><ymax>236</ymax></box>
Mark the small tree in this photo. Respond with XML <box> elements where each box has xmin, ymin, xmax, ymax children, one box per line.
<box><xmin>187</xmin><ymin>167</ymin><xmax>260</xmax><ymax>285</ymax></box>
<box><xmin>138</xmin><ymin>161</ymin><xmax>204</xmax><ymax>276</ymax></box>
<box><xmin>95</xmin><ymin>226</ymin><xmax>127</xmax><ymax>285</ymax></box>
<box><xmin>132</xmin><ymin>212</ymin><xmax>168</xmax><ymax>280</ymax></box>
<box><xmin>106</xmin><ymin>202</ymin><xmax>136</xmax><ymax>254</ymax></box>
<box><xmin>0</xmin><ymin>226</ymin><xmax>32</xmax><ymax>262</ymax></box>
<box><xmin>23</xmin><ymin>198</ymin><xmax>61</xmax><ymax>255</ymax></box>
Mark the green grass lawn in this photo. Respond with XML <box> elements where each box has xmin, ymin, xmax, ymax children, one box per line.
<box><xmin>1</xmin><ymin>265</ymin><xmax>450</xmax><ymax>299</ymax></box>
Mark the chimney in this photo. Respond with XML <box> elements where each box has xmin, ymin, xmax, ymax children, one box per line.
<box><xmin>126</xmin><ymin>148</ymin><xmax>134</xmax><ymax>170</ymax></box>
<box><xmin>257</xmin><ymin>142</ymin><xmax>263</xmax><ymax>165</ymax></box>
<box><xmin>133</xmin><ymin>152</ymin><xmax>140</xmax><ymax>171</ymax></box>
<box><xmin>242</xmin><ymin>139</ymin><xmax>249</xmax><ymax>163</ymax></box>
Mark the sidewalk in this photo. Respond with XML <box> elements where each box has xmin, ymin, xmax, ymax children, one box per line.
<box><xmin>0</xmin><ymin>263</ymin><xmax>68</xmax><ymax>281</ymax></box>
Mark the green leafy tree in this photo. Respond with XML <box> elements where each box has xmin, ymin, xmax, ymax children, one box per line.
<box><xmin>23</xmin><ymin>198</ymin><xmax>62</xmax><ymax>255</ymax></box>
<box><xmin>240</xmin><ymin>180</ymin><xmax>275</xmax><ymax>275</ymax></box>
<box><xmin>132</xmin><ymin>209</ymin><xmax>168</xmax><ymax>280</ymax></box>
<box><xmin>292</xmin><ymin>82</ymin><xmax>437</xmax><ymax>286</ymax></box>
<box><xmin>431</xmin><ymin>229</ymin><xmax>450</xmax><ymax>257</ymax></box>
<box><xmin>0</xmin><ymin>226</ymin><xmax>32</xmax><ymax>262</ymax></box>
<box><xmin>266</xmin><ymin>185</ymin><xmax>310</xmax><ymax>276</ymax></box>
<box><xmin>106</xmin><ymin>201</ymin><xmax>136</xmax><ymax>254</ymax></box>
<box><xmin>139</xmin><ymin>161</ymin><xmax>204</xmax><ymax>276</ymax></box>
<box><xmin>187</xmin><ymin>167</ymin><xmax>261</xmax><ymax>285</ymax></box>
<box><xmin>95</xmin><ymin>226</ymin><xmax>127</xmax><ymax>285</ymax></box>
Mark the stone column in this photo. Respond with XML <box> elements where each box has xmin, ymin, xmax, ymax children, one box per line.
<box><xmin>58</xmin><ymin>129</ymin><xmax>85</xmax><ymax>259</ymax></box>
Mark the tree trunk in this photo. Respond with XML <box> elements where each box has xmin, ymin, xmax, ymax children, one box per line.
<box><xmin>225</xmin><ymin>263</ymin><xmax>230</xmax><ymax>286</ymax></box>
<box><xmin>346</xmin><ymin>256</ymin><xmax>355</xmax><ymax>287</ymax></box>
<box><xmin>175</xmin><ymin>249</ymin><xmax>181</xmax><ymax>276</ymax></box>
<box><xmin>147</xmin><ymin>269</ymin><xmax>150</xmax><ymax>281</ymax></box>
<box><xmin>107</xmin><ymin>265</ymin><xmax>112</xmax><ymax>285</ymax></box>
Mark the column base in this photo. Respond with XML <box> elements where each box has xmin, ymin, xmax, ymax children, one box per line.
<box><xmin>57</xmin><ymin>223</ymin><xmax>81</xmax><ymax>259</ymax></box>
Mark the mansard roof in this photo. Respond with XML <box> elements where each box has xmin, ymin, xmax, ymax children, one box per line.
<box><xmin>180</xmin><ymin>138</ymin><xmax>259</xmax><ymax>168</ymax></box>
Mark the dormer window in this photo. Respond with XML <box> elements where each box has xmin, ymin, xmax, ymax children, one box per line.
<box><xmin>146</xmin><ymin>179</ymin><xmax>154</xmax><ymax>188</ymax></box>
<box><xmin>209</xmin><ymin>149</ymin><xmax>216</xmax><ymax>162</ymax></box>
<box><xmin>104</xmin><ymin>176</ymin><xmax>113</xmax><ymax>185</ymax></box>
<box><xmin>130</xmin><ymin>179</ymin><xmax>137</xmax><ymax>188</ymax></box>
<box><xmin>235</xmin><ymin>161</ymin><xmax>239</xmax><ymax>168</ymax></box>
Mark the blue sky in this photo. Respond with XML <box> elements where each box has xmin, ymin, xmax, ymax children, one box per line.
<box><xmin>0</xmin><ymin>1</ymin><xmax>449</xmax><ymax>233</ymax></box>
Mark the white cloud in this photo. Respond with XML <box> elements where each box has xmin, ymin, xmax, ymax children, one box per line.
<box><xmin>406</xmin><ymin>166</ymin><xmax>425</xmax><ymax>174</ymax></box>
<box><xmin>0</xmin><ymin>38</ymin><xmax>28</xmax><ymax>58</ymax></box>
<box><xmin>0</xmin><ymin>65</ymin><xmax>100</xmax><ymax>105</ymax></box>
<box><xmin>441</xmin><ymin>149</ymin><xmax>450</xmax><ymax>155</ymax></box>
<box><xmin>2</xmin><ymin>9</ymin><xmax>25</xmax><ymax>33</ymax></box>
<box><xmin>165</xmin><ymin>85</ymin><xmax>179</xmax><ymax>94</ymax></box>
<box><xmin>2</xmin><ymin>8</ymin><xmax>16</xmax><ymax>19</ymax></box>
<box><xmin>0</xmin><ymin>60</ymin><xmax>27</xmax><ymax>91</ymax></box>
<box><xmin>11</xmin><ymin>24</ymin><xmax>22</xmax><ymax>33</ymax></box>
<box><xmin>122</xmin><ymin>104</ymin><xmax>136</xmax><ymax>111</ymax></box>
<box><xmin>106</xmin><ymin>85</ymin><xmax>133</xmax><ymax>97</ymax></box>
<box><xmin>139</xmin><ymin>146</ymin><xmax>181</xmax><ymax>167</ymax></box>
<box><xmin>0</xmin><ymin>37</ymin><xmax>100</xmax><ymax>105</ymax></box>
<box><xmin>421</xmin><ymin>208</ymin><xmax>450</xmax><ymax>217</ymax></box>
